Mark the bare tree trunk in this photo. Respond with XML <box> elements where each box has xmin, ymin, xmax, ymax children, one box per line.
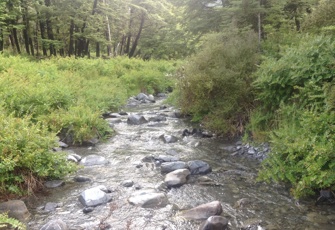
<box><xmin>39</xmin><ymin>21</ymin><xmax>48</xmax><ymax>56</ymax></box>
<box><xmin>12</xmin><ymin>28</ymin><xmax>21</xmax><ymax>54</ymax></box>
<box><xmin>0</xmin><ymin>28</ymin><xmax>3</xmax><ymax>51</ymax></box>
<box><xmin>129</xmin><ymin>13</ymin><xmax>145</xmax><ymax>58</ymax></box>
<box><xmin>69</xmin><ymin>20</ymin><xmax>75</xmax><ymax>56</ymax></box>
<box><xmin>125</xmin><ymin>8</ymin><xmax>133</xmax><ymax>55</ymax></box>
<box><xmin>45</xmin><ymin>0</ymin><xmax>56</xmax><ymax>56</ymax></box>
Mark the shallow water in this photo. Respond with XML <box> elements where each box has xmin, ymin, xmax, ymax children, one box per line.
<box><xmin>26</xmin><ymin>99</ymin><xmax>335</xmax><ymax>230</ymax></box>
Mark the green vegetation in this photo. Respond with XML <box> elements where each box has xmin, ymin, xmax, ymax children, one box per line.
<box><xmin>0</xmin><ymin>55</ymin><xmax>177</xmax><ymax>198</ymax></box>
<box><xmin>1</xmin><ymin>0</ymin><xmax>335</xmax><ymax>200</ymax></box>
<box><xmin>0</xmin><ymin>212</ymin><xmax>26</xmax><ymax>230</ymax></box>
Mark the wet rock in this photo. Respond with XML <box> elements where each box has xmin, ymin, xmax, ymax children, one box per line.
<box><xmin>52</xmin><ymin>147</ymin><xmax>62</xmax><ymax>152</ymax></box>
<box><xmin>68</xmin><ymin>153</ymin><xmax>81</xmax><ymax>161</ymax></box>
<box><xmin>67</xmin><ymin>155</ymin><xmax>78</xmax><ymax>163</ymax></box>
<box><xmin>159</xmin><ymin>105</ymin><xmax>168</xmax><ymax>109</ymax></box>
<box><xmin>122</xmin><ymin>180</ymin><xmax>134</xmax><ymax>187</ymax></box>
<box><xmin>74</xmin><ymin>176</ymin><xmax>91</xmax><ymax>183</ymax></box>
<box><xmin>40</xmin><ymin>219</ymin><xmax>68</xmax><ymax>230</ymax></box>
<box><xmin>161</xmin><ymin>161</ymin><xmax>187</xmax><ymax>173</ymax></box>
<box><xmin>136</xmin><ymin>93</ymin><xmax>150</xmax><ymax>101</ymax></box>
<box><xmin>0</xmin><ymin>200</ymin><xmax>30</xmax><ymax>222</ymax></box>
<box><xmin>79</xmin><ymin>185</ymin><xmax>112</xmax><ymax>207</ymax></box>
<box><xmin>164</xmin><ymin>169</ymin><xmax>190</xmax><ymax>187</ymax></box>
<box><xmin>83</xmin><ymin>138</ymin><xmax>99</xmax><ymax>147</ymax></box>
<box><xmin>199</xmin><ymin>216</ymin><xmax>229</xmax><ymax>230</ymax></box>
<box><xmin>142</xmin><ymin>155</ymin><xmax>155</xmax><ymax>162</ymax></box>
<box><xmin>119</xmin><ymin>111</ymin><xmax>128</xmax><ymax>116</ymax></box>
<box><xmin>80</xmin><ymin>155</ymin><xmax>108</xmax><ymax>166</ymax></box>
<box><xmin>127</xmin><ymin>114</ymin><xmax>148</xmax><ymax>125</ymax></box>
<box><xmin>127</xmin><ymin>97</ymin><xmax>141</xmax><ymax>107</ymax></box>
<box><xmin>83</xmin><ymin>207</ymin><xmax>94</xmax><ymax>214</ymax></box>
<box><xmin>128</xmin><ymin>189</ymin><xmax>168</xmax><ymax>208</ymax></box>
<box><xmin>187</xmin><ymin>160</ymin><xmax>212</xmax><ymax>175</ymax></box>
<box><xmin>58</xmin><ymin>141</ymin><xmax>69</xmax><ymax>148</ymax></box>
<box><xmin>166</xmin><ymin>149</ymin><xmax>179</xmax><ymax>156</ymax></box>
<box><xmin>234</xmin><ymin>198</ymin><xmax>252</xmax><ymax>209</ymax></box>
<box><xmin>44</xmin><ymin>202</ymin><xmax>60</xmax><ymax>212</ymax></box>
<box><xmin>44</xmin><ymin>180</ymin><xmax>64</xmax><ymax>188</ymax></box>
<box><xmin>149</xmin><ymin>115</ymin><xmax>167</xmax><ymax>122</ymax></box>
<box><xmin>154</xmin><ymin>155</ymin><xmax>180</xmax><ymax>163</ymax></box>
<box><xmin>180</xmin><ymin>201</ymin><xmax>223</xmax><ymax>220</ymax></box>
<box><xmin>148</xmin><ymin>94</ymin><xmax>155</xmax><ymax>102</ymax></box>
<box><xmin>157</xmin><ymin>93</ymin><xmax>167</xmax><ymax>98</ymax></box>
<box><xmin>241</xmin><ymin>219</ymin><xmax>264</xmax><ymax>230</ymax></box>
<box><xmin>159</xmin><ymin>134</ymin><xmax>178</xmax><ymax>143</ymax></box>
<box><xmin>107</xmin><ymin>118</ymin><xmax>122</xmax><ymax>124</ymax></box>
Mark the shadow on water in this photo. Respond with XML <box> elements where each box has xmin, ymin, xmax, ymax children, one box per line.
<box><xmin>26</xmin><ymin>99</ymin><xmax>335</xmax><ymax>230</ymax></box>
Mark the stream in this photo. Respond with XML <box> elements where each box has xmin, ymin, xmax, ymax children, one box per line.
<box><xmin>26</xmin><ymin>97</ymin><xmax>335</xmax><ymax>230</ymax></box>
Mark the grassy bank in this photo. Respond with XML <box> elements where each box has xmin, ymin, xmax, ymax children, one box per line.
<box><xmin>0</xmin><ymin>55</ymin><xmax>178</xmax><ymax>198</ymax></box>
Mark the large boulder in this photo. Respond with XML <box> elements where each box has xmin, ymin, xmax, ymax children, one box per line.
<box><xmin>199</xmin><ymin>216</ymin><xmax>229</xmax><ymax>230</ymax></box>
<box><xmin>40</xmin><ymin>219</ymin><xmax>68</xmax><ymax>230</ymax></box>
<box><xmin>159</xmin><ymin>134</ymin><xmax>178</xmax><ymax>143</ymax></box>
<box><xmin>127</xmin><ymin>114</ymin><xmax>148</xmax><ymax>125</ymax></box>
<box><xmin>187</xmin><ymin>160</ymin><xmax>212</xmax><ymax>175</ymax></box>
<box><xmin>0</xmin><ymin>200</ymin><xmax>30</xmax><ymax>222</ymax></box>
<box><xmin>161</xmin><ymin>161</ymin><xmax>187</xmax><ymax>174</ymax></box>
<box><xmin>80</xmin><ymin>155</ymin><xmax>108</xmax><ymax>166</ymax></box>
<box><xmin>180</xmin><ymin>201</ymin><xmax>223</xmax><ymax>220</ymax></box>
<box><xmin>78</xmin><ymin>186</ymin><xmax>112</xmax><ymax>207</ymax></box>
<box><xmin>128</xmin><ymin>189</ymin><xmax>168</xmax><ymax>208</ymax></box>
<box><xmin>164</xmin><ymin>169</ymin><xmax>190</xmax><ymax>187</ymax></box>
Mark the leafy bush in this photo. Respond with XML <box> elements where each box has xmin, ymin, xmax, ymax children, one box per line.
<box><xmin>0</xmin><ymin>109</ymin><xmax>77</xmax><ymax>196</ymax></box>
<box><xmin>177</xmin><ymin>30</ymin><xmax>260</xmax><ymax>135</ymax></box>
<box><xmin>258</xmin><ymin>107</ymin><xmax>335</xmax><ymax>198</ymax></box>
<box><xmin>252</xmin><ymin>35</ymin><xmax>335</xmax><ymax>132</ymax></box>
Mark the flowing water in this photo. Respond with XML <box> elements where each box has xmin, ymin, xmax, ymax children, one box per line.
<box><xmin>26</xmin><ymin>99</ymin><xmax>335</xmax><ymax>230</ymax></box>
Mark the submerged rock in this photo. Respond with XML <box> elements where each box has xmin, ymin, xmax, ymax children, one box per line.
<box><xmin>161</xmin><ymin>161</ymin><xmax>187</xmax><ymax>173</ymax></box>
<box><xmin>154</xmin><ymin>155</ymin><xmax>180</xmax><ymax>163</ymax></box>
<box><xmin>199</xmin><ymin>216</ymin><xmax>229</xmax><ymax>230</ymax></box>
<box><xmin>127</xmin><ymin>114</ymin><xmax>148</xmax><ymax>125</ymax></box>
<box><xmin>159</xmin><ymin>134</ymin><xmax>178</xmax><ymax>143</ymax></box>
<box><xmin>187</xmin><ymin>160</ymin><xmax>212</xmax><ymax>175</ymax></box>
<box><xmin>78</xmin><ymin>186</ymin><xmax>112</xmax><ymax>207</ymax></box>
<box><xmin>164</xmin><ymin>169</ymin><xmax>190</xmax><ymax>187</ymax></box>
<box><xmin>44</xmin><ymin>180</ymin><xmax>64</xmax><ymax>188</ymax></box>
<box><xmin>40</xmin><ymin>219</ymin><xmax>68</xmax><ymax>230</ymax></box>
<box><xmin>80</xmin><ymin>155</ymin><xmax>108</xmax><ymax>166</ymax></box>
<box><xmin>180</xmin><ymin>201</ymin><xmax>223</xmax><ymax>220</ymax></box>
<box><xmin>128</xmin><ymin>189</ymin><xmax>168</xmax><ymax>208</ymax></box>
<box><xmin>0</xmin><ymin>200</ymin><xmax>30</xmax><ymax>222</ymax></box>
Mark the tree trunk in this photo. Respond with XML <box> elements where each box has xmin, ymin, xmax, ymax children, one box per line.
<box><xmin>35</xmin><ymin>21</ymin><xmax>39</xmax><ymax>56</ymax></box>
<box><xmin>23</xmin><ymin>29</ymin><xmax>30</xmax><ymax>54</ymax></box>
<box><xmin>68</xmin><ymin>20</ymin><xmax>75</xmax><ymax>56</ymax></box>
<box><xmin>29</xmin><ymin>37</ymin><xmax>35</xmax><ymax>56</ymax></box>
<box><xmin>129</xmin><ymin>13</ymin><xmax>145</xmax><ymax>58</ymax></box>
<box><xmin>12</xmin><ymin>28</ymin><xmax>21</xmax><ymax>54</ymax></box>
<box><xmin>125</xmin><ymin>8</ymin><xmax>133</xmax><ymax>55</ymax></box>
<box><xmin>45</xmin><ymin>0</ymin><xmax>56</xmax><ymax>56</ymax></box>
<box><xmin>0</xmin><ymin>28</ymin><xmax>4</xmax><ymax>52</ymax></box>
<box><xmin>96</xmin><ymin>42</ymin><xmax>100</xmax><ymax>57</ymax></box>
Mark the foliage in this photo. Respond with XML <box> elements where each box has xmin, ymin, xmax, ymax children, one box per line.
<box><xmin>0</xmin><ymin>212</ymin><xmax>26</xmax><ymax>230</ymax></box>
<box><xmin>0</xmin><ymin>54</ymin><xmax>177</xmax><ymax>197</ymax></box>
<box><xmin>0</xmin><ymin>108</ymin><xmax>77</xmax><ymax>196</ymax></box>
<box><xmin>177</xmin><ymin>30</ymin><xmax>260</xmax><ymax>136</ymax></box>
<box><xmin>258</xmin><ymin>107</ymin><xmax>335</xmax><ymax>198</ymax></box>
<box><xmin>252</xmin><ymin>35</ymin><xmax>335</xmax><ymax>131</ymax></box>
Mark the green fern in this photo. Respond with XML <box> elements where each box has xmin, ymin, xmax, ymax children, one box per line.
<box><xmin>0</xmin><ymin>212</ymin><xmax>26</xmax><ymax>230</ymax></box>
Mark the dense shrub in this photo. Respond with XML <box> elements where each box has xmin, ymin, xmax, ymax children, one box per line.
<box><xmin>254</xmin><ymin>35</ymin><xmax>335</xmax><ymax>198</ymax></box>
<box><xmin>0</xmin><ymin>108</ymin><xmax>77</xmax><ymax>196</ymax></box>
<box><xmin>177</xmin><ymin>30</ymin><xmax>260</xmax><ymax>135</ymax></box>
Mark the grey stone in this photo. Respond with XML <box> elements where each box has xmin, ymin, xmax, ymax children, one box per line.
<box><xmin>149</xmin><ymin>115</ymin><xmax>167</xmax><ymax>122</ymax></box>
<box><xmin>128</xmin><ymin>189</ymin><xmax>168</xmax><ymax>208</ymax></box>
<box><xmin>161</xmin><ymin>161</ymin><xmax>187</xmax><ymax>173</ymax></box>
<box><xmin>78</xmin><ymin>186</ymin><xmax>112</xmax><ymax>207</ymax></box>
<box><xmin>200</xmin><ymin>216</ymin><xmax>229</xmax><ymax>230</ymax></box>
<box><xmin>83</xmin><ymin>207</ymin><xmax>94</xmax><ymax>214</ymax></box>
<box><xmin>164</xmin><ymin>169</ymin><xmax>190</xmax><ymax>187</ymax></box>
<box><xmin>44</xmin><ymin>203</ymin><xmax>59</xmax><ymax>212</ymax></box>
<box><xmin>154</xmin><ymin>155</ymin><xmax>180</xmax><ymax>162</ymax></box>
<box><xmin>136</xmin><ymin>93</ymin><xmax>149</xmax><ymax>101</ymax></box>
<box><xmin>0</xmin><ymin>200</ymin><xmax>30</xmax><ymax>222</ymax></box>
<box><xmin>58</xmin><ymin>141</ymin><xmax>68</xmax><ymax>148</ymax></box>
<box><xmin>122</xmin><ymin>180</ymin><xmax>134</xmax><ymax>187</ymax></box>
<box><xmin>127</xmin><ymin>114</ymin><xmax>148</xmax><ymax>125</ymax></box>
<box><xmin>40</xmin><ymin>219</ymin><xmax>68</xmax><ymax>230</ymax></box>
<box><xmin>83</xmin><ymin>138</ymin><xmax>99</xmax><ymax>146</ymax></box>
<box><xmin>187</xmin><ymin>160</ymin><xmax>212</xmax><ymax>175</ymax></box>
<box><xmin>80</xmin><ymin>155</ymin><xmax>108</xmax><ymax>166</ymax></box>
<box><xmin>159</xmin><ymin>134</ymin><xmax>178</xmax><ymax>143</ymax></box>
<box><xmin>166</xmin><ymin>149</ymin><xmax>179</xmax><ymax>156</ymax></box>
<box><xmin>180</xmin><ymin>201</ymin><xmax>223</xmax><ymax>220</ymax></box>
<box><xmin>44</xmin><ymin>180</ymin><xmax>64</xmax><ymax>188</ymax></box>
<box><xmin>67</xmin><ymin>155</ymin><xmax>78</xmax><ymax>163</ymax></box>
<box><xmin>148</xmin><ymin>94</ymin><xmax>155</xmax><ymax>102</ymax></box>
<box><xmin>74</xmin><ymin>176</ymin><xmax>91</xmax><ymax>183</ymax></box>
